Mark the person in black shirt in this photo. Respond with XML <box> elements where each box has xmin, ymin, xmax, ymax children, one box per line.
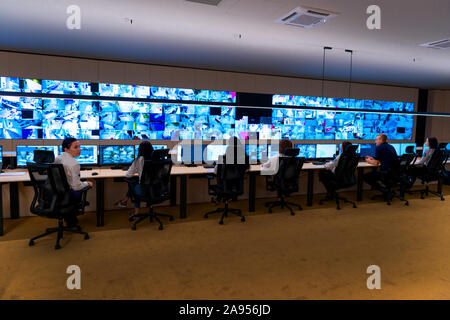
<box><xmin>364</xmin><ymin>133</ymin><xmax>399</xmax><ymax>192</ymax></box>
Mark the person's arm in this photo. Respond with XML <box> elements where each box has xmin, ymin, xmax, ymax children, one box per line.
<box><xmin>324</xmin><ymin>155</ymin><xmax>339</xmax><ymax>171</ymax></box>
<box><xmin>125</xmin><ymin>159</ymin><xmax>138</xmax><ymax>178</ymax></box>
<box><xmin>66</xmin><ymin>162</ymin><xmax>89</xmax><ymax>191</ymax></box>
<box><xmin>365</xmin><ymin>157</ymin><xmax>380</xmax><ymax>166</ymax></box>
<box><xmin>417</xmin><ymin>149</ymin><xmax>430</xmax><ymax>165</ymax></box>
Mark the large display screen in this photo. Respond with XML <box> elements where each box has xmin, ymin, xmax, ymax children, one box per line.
<box><xmin>99</xmin><ymin>145</ymin><xmax>135</xmax><ymax>165</ymax></box>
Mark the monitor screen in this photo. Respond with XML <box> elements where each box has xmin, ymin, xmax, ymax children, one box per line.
<box><xmin>400</xmin><ymin>143</ymin><xmax>416</xmax><ymax>156</ymax></box>
<box><xmin>205</xmin><ymin>144</ymin><xmax>227</xmax><ymax>162</ymax></box>
<box><xmin>316</xmin><ymin>144</ymin><xmax>337</xmax><ymax>159</ymax></box>
<box><xmin>294</xmin><ymin>144</ymin><xmax>316</xmax><ymax>159</ymax></box>
<box><xmin>16</xmin><ymin>145</ymin><xmax>59</xmax><ymax>167</ymax></box>
<box><xmin>99</xmin><ymin>145</ymin><xmax>135</xmax><ymax>165</ymax></box>
<box><xmin>176</xmin><ymin>144</ymin><xmax>205</xmax><ymax>163</ymax></box>
<box><xmin>58</xmin><ymin>145</ymin><xmax>98</xmax><ymax>165</ymax></box>
<box><xmin>359</xmin><ymin>144</ymin><xmax>376</xmax><ymax>158</ymax></box>
<box><xmin>245</xmin><ymin>144</ymin><xmax>269</xmax><ymax>162</ymax></box>
<box><xmin>0</xmin><ymin>145</ymin><xmax>2</xmax><ymax>167</ymax></box>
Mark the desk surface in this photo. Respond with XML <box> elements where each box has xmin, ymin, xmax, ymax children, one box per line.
<box><xmin>0</xmin><ymin>161</ymin><xmax>382</xmax><ymax>183</ymax></box>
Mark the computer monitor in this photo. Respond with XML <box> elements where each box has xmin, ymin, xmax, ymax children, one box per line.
<box><xmin>134</xmin><ymin>144</ymin><xmax>168</xmax><ymax>158</ymax></box>
<box><xmin>16</xmin><ymin>145</ymin><xmax>59</xmax><ymax>167</ymax></box>
<box><xmin>294</xmin><ymin>144</ymin><xmax>316</xmax><ymax>159</ymax></box>
<box><xmin>245</xmin><ymin>144</ymin><xmax>269</xmax><ymax>163</ymax></box>
<box><xmin>359</xmin><ymin>144</ymin><xmax>376</xmax><ymax>158</ymax></box>
<box><xmin>267</xmin><ymin>145</ymin><xmax>280</xmax><ymax>158</ymax></box>
<box><xmin>58</xmin><ymin>145</ymin><xmax>98</xmax><ymax>165</ymax></box>
<box><xmin>176</xmin><ymin>144</ymin><xmax>206</xmax><ymax>163</ymax></box>
<box><xmin>0</xmin><ymin>145</ymin><xmax>2</xmax><ymax>170</ymax></box>
<box><xmin>400</xmin><ymin>143</ymin><xmax>416</xmax><ymax>156</ymax></box>
<box><xmin>205</xmin><ymin>144</ymin><xmax>227</xmax><ymax>162</ymax></box>
<box><xmin>99</xmin><ymin>145</ymin><xmax>135</xmax><ymax>165</ymax></box>
<box><xmin>315</xmin><ymin>144</ymin><xmax>337</xmax><ymax>159</ymax></box>
<box><xmin>390</xmin><ymin>143</ymin><xmax>401</xmax><ymax>156</ymax></box>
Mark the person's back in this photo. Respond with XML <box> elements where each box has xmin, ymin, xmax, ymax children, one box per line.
<box><xmin>375</xmin><ymin>142</ymin><xmax>399</xmax><ymax>171</ymax></box>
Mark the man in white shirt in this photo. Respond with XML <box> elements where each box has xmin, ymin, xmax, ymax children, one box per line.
<box><xmin>55</xmin><ymin>138</ymin><xmax>94</xmax><ymax>227</ymax></box>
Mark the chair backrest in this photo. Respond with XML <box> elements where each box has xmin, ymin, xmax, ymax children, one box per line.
<box><xmin>272</xmin><ymin>156</ymin><xmax>305</xmax><ymax>195</ymax></box>
<box><xmin>33</xmin><ymin>150</ymin><xmax>55</xmax><ymax>164</ymax></box>
<box><xmin>333</xmin><ymin>145</ymin><xmax>359</xmax><ymax>188</ymax></box>
<box><xmin>426</xmin><ymin>144</ymin><xmax>449</xmax><ymax>175</ymax></box>
<box><xmin>27</xmin><ymin>163</ymin><xmax>55</xmax><ymax>216</ymax></box>
<box><xmin>216</xmin><ymin>154</ymin><xmax>249</xmax><ymax>197</ymax></box>
<box><xmin>151</xmin><ymin>149</ymin><xmax>170</xmax><ymax>161</ymax></box>
<box><xmin>140</xmin><ymin>159</ymin><xmax>173</xmax><ymax>204</ymax></box>
<box><xmin>405</xmin><ymin>145</ymin><xmax>416</xmax><ymax>154</ymax></box>
<box><xmin>47</xmin><ymin>164</ymin><xmax>73</xmax><ymax>207</ymax></box>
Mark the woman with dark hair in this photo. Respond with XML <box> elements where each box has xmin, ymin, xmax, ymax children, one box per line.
<box><xmin>409</xmin><ymin>137</ymin><xmax>439</xmax><ymax>186</ymax></box>
<box><xmin>114</xmin><ymin>142</ymin><xmax>154</xmax><ymax>212</ymax></box>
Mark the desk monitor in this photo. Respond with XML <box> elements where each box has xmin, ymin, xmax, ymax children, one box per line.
<box><xmin>16</xmin><ymin>145</ymin><xmax>59</xmax><ymax>167</ymax></box>
<box><xmin>400</xmin><ymin>143</ymin><xmax>416</xmax><ymax>156</ymax></box>
<box><xmin>390</xmin><ymin>143</ymin><xmax>401</xmax><ymax>156</ymax></box>
<box><xmin>245</xmin><ymin>144</ymin><xmax>269</xmax><ymax>163</ymax></box>
<box><xmin>134</xmin><ymin>144</ymin><xmax>168</xmax><ymax>158</ymax></box>
<box><xmin>0</xmin><ymin>145</ymin><xmax>2</xmax><ymax>169</ymax></box>
<box><xmin>315</xmin><ymin>144</ymin><xmax>337</xmax><ymax>159</ymax></box>
<box><xmin>176</xmin><ymin>144</ymin><xmax>206</xmax><ymax>163</ymax></box>
<box><xmin>99</xmin><ymin>145</ymin><xmax>135</xmax><ymax>165</ymax></box>
<box><xmin>359</xmin><ymin>144</ymin><xmax>376</xmax><ymax>158</ymax></box>
<box><xmin>58</xmin><ymin>145</ymin><xmax>98</xmax><ymax>165</ymax></box>
<box><xmin>205</xmin><ymin>144</ymin><xmax>227</xmax><ymax>162</ymax></box>
<box><xmin>294</xmin><ymin>144</ymin><xmax>316</xmax><ymax>159</ymax></box>
<box><xmin>267</xmin><ymin>145</ymin><xmax>280</xmax><ymax>158</ymax></box>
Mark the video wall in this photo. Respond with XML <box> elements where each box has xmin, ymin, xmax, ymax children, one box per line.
<box><xmin>0</xmin><ymin>77</ymin><xmax>415</xmax><ymax>141</ymax></box>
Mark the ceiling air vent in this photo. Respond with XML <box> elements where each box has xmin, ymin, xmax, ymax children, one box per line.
<box><xmin>420</xmin><ymin>38</ymin><xmax>450</xmax><ymax>50</ymax></box>
<box><xmin>275</xmin><ymin>6</ymin><xmax>338</xmax><ymax>29</ymax></box>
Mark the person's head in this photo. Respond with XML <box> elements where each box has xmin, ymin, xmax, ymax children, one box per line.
<box><xmin>62</xmin><ymin>137</ymin><xmax>81</xmax><ymax>158</ymax></box>
<box><xmin>279</xmin><ymin>139</ymin><xmax>293</xmax><ymax>155</ymax></box>
<box><xmin>426</xmin><ymin>137</ymin><xmax>438</xmax><ymax>149</ymax></box>
<box><xmin>137</xmin><ymin>141</ymin><xmax>154</xmax><ymax>161</ymax></box>
<box><xmin>341</xmin><ymin>141</ymin><xmax>352</xmax><ymax>153</ymax></box>
<box><xmin>376</xmin><ymin>133</ymin><xmax>388</xmax><ymax>146</ymax></box>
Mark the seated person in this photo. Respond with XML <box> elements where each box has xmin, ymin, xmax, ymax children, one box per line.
<box><xmin>125</xmin><ymin>141</ymin><xmax>154</xmax><ymax>215</ymax></box>
<box><xmin>261</xmin><ymin>139</ymin><xmax>293</xmax><ymax>175</ymax></box>
<box><xmin>55</xmin><ymin>137</ymin><xmax>94</xmax><ymax>228</ymax></box>
<box><xmin>408</xmin><ymin>137</ymin><xmax>438</xmax><ymax>185</ymax></box>
<box><xmin>364</xmin><ymin>133</ymin><xmax>399</xmax><ymax>192</ymax></box>
<box><xmin>319</xmin><ymin>141</ymin><xmax>352</xmax><ymax>197</ymax></box>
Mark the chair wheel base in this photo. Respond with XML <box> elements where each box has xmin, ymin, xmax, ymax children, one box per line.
<box><xmin>55</xmin><ymin>244</ymin><xmax>61</xmax><ymax>250</ymax></box>
<box><xmin>203</xmin><ymin>214</ymin><xmax>208</xmax><ymax>219</ymax></box>
<box><xmin>158</xmin><ymin>225</ymin><xmax>163</xmax><ymax>230</ymax></box>
<box><xmin>241</xmin><ymin>217</ymin><xmax>245</xmax><ymax>222</ymax></box>
<box><xmin>268</xmin><ymin>209</ymin><xmax>272</xmax><ymax>213</ymax></box>
<box><xmin>219</xmin><ymin>221</ymin><xmax>224</xmax><ymax>225</ymax></box>
<box><xmin>353</xmin><ymin>204</ymin><xmax>357</xmax><ymax>208</ymax></box>
<box><xmin>290</xmin><ymin>211</ymin><xmax>295</xmax><ymax>216</ymax></box>
<box><xmin>84</xmin><ymin>234</ymin><xmax>90</xmax><ymax>240</ymax></box>
<box><xmin>169</xmin><ymin>216</ymin><xmax>174</xmax><ymax>221</ymax></box>
<box><xmin>131</xmin><ymin>225</ymin><xmax>137</xmax><ymax>231</ymax></box>
<box><xmin>29</xmin><ymin>240</ymin><xmax>35</xmax><ymax>246</ymax></box>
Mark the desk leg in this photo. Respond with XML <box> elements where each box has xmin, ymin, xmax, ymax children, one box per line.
<box><xmin>357</xmin><ymin>167</ymin><xmax>364</xmax><ymax>201</ymax></box>
<box><xmin>96</xmin><ymin>178</ymin><xmax>105</xmax><ymax>227</ymax></box>
<box><xmin>170</xmin><ymin>176</ymin><xmax>177</xmax><ymax>206</ymax></box>
<box><xmin>180</xmin><ymin>176</ymin><xmax>187</xmax><ymax>219</ymax></box>
<box><xmin>249</xmin><ymin>172</ymin><xmax>256</xmax><ymax>212</ymax></box>
<box><xmin>0</xmin><ymin>183</ymin><xmax>3</xmax><ymax>236</ymax></box>
<box><xmin>9</xmin><ymin>182</ymin><xmax>19</xmax><ymax>219</ymax></box>
<box><xmin>307</xmin><ymin>170</ymin><xmax>314</xmax><ymax>206</ymax></box>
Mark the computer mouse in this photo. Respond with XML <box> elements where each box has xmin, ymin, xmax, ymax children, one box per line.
<box><xmin>92</xmin><ymin>172</ymin><xmax>99</xmax><ymax>176</ymax></box>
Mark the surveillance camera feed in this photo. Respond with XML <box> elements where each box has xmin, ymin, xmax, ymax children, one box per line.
<box><xmin>58</xmin><ymin>145</ymin><xmax>98</xmax><ymax>165</ymax></box>
<box><xmin>16</xmin><ymin>145</ymin><xmax>59</xmax><ymax>167</ymax></box>
<box><xmin>99</xmin><ymin>145</ymin><xmax>135</xmax><ymax>165</ymax></box>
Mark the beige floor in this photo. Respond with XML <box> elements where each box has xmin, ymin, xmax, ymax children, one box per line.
<box><xmin>1</xmin><ymin>188</ymin><xmax>450</xmax><ymax>300</ymax></box>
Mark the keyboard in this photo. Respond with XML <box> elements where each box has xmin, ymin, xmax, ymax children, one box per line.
<box><xmin>204</xmin><ymin>165</ymin><xmax>215</xmax><ymax>169</ymax></box>
<box><xmin>312</xmin><ymin>161</ymin><xmax>327</xmax><ymax>165</ymax></box>
<box><xmin>184</xmin><ymin>164</ymin><xmax>198</xmax><ymax>167</ymax></box>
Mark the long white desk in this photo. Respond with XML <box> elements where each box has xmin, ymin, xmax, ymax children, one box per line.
<box><xmin>0</xmin><ymin>162</ymin><xmax>381</xmax><ymax>236</ymax></box>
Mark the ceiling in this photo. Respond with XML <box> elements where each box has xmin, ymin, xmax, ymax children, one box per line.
<box><xmin>0</xmin><ymin>0</ymin><xmax>449</xmax><ymax>89</ymax></box>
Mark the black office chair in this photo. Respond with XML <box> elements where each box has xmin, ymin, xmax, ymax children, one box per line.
<box><xmin>205</xmin><ymin>155</ymin><xmax>248</xmax><ymax>225</ymax></box>
<box><xmin>405</xmin><ymin>145</ymin><xmax>418</xmax><ymax>165</ymax></box>
<box><xmin>28</xmin><ymin>163</ymin><xmax>91</xmax><ymax>250</ymax></box>
<box><xmin>127</xmin><ymin>159</ymin><xmax>174</xmax><ymax>230</ymax></box>
<box><xmin>265</xmin><ymin>148</ymin><xmax>305</xmax><ymax>215</ymax></box>
<box><xmin>414</xmin><ymin>143</ymin><xmax>449</xmax><ymax>201</ymax></box>
<box><xmin>319</xmin><ymin>145</ymin><xmax>359</xmax><ymax>210</ymax></box>
<box><xmin>374</xmin><ymin>153</ymin><xmax>415</xmax><ymax>206</ymax></box>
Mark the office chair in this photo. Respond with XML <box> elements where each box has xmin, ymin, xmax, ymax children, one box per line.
<box><xmin>405</xmin><ymin>145</ymin><xmax>418</xmax><ymax>165</ymax></box>
<box><xmin>373</xmin><ymin>153</ymin><xmax>415</xmax><ymax>206</ymax></box>
<box><xmin>127</xmin><ymin>159</ymin><xmax>174</xmax><ymax>230</ymax></box>
<box><xmin>319</xmin><ymin>145</ymin><xmax>359</xmax><ymax>210</ymax></box>
<box><xmin>265</xmin><ymin>148</ymin><xmax>305</xmax><ymax>215</ymax></box>
<box><xmin>413</xmin><ymin>143</ymin><xmax>448</xmax><ymax>201</ymax></box>
<box><xmin>28</xmin><ymin>163</ymin><xmax>91</xmax><ymax>250</ymax></box>
<box><xmin>205</xmin><ymin>155</ymin><xmax>248</xmax><ymax>225</ymax></box>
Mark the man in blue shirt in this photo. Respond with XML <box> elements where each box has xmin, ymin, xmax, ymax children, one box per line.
<box><xmin>363</xmin><ymin>133</ymin><xmax>399</xmax><ymax>191</ymax></box>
